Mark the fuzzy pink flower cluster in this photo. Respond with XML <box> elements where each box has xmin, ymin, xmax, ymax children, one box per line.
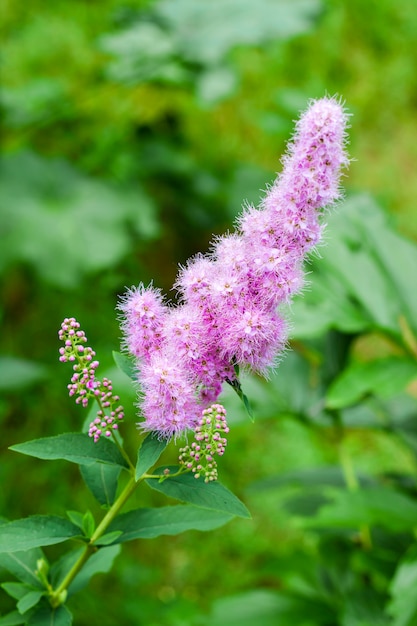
<box><xmin>119</xmin><ymin>97</ymin><xmax>349</xmax><ymax>438</ymax></box>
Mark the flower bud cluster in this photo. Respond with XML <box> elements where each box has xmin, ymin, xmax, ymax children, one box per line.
<box><xmin>59</xmin><ymin>318</ymin><xmax>124</xmax><ymax>442</ymax></box>
<box><xmin>178</xmin><ymin>404</ymin><xmax>229</xmax><ymax>482</ymax></box>
<box><xmin>59</xmin><ymin>318</ymin><xmax>99</xmax><ymax>408</ymax></box>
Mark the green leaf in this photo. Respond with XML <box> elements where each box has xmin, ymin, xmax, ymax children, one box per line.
<box><xmin>1</xmin><ymin>582</ymin><xmax>30</xmax><ymax>600</ymax></box>
<box><xmin>17</xmin><ymin>590</ymin><xmax>44</xmax><ymax>614</ymax></box>
<box><xmin>388</xmin><ymin>544</ymin><xmax>417</xmax><ymax>626</ymax></box>
<box><xmin>363</xmin><ymin>207</ymin><xmax>417</xmax><ymax>337</ymax></box>
<box><xmin>0</xmin><ymin>516</ymin><xmax>81</xmax><ymax>553</ymax></box>
<box><xmin>226</xmin><ymin>378</ymin><xmax>255</xmax><ymax>422</ymax></box>
<box><xmin>94</xmin><ymin>531</ymin><xmax>123</xmax><ymax>546</ymax></box>
<box><xmin>80</xmin><ymin>463</ymin><xmax>121</xmax><ymax>508</ymax></box>
<box><xmin>99</xmin><ymin>22</ymin><xmax>180</xmax><ymax>86</ymax></box>
<box><xmin>27</xmin><ymin>603</ymin><xmax>72</xmax><ymax>626</ymax></box>
<box><xmin>382</xmin><ymin>394</ymin><xmax>417</xmax><ymax>454</ymax></box>
<box><xmin>302</xmin><ymin>487</ymin><xmax>417</xmax><ymax>532</ymax></box>
<box><xmin>249</xmin><ymin>466</ymin><xmax>373</xmax><ymax>491</ymax></box>
<box><xmin>291</xmin><ymin>194</ymin><xmax>417</xmax><ymax>340</ymax></box>
<box><xmin>82</xmin><ymin>511</ymin><xmax>95</xmax><ymax>538</ymax></box>
<box><xmin>65</xmin><ymin>511</ymin><xmax>84</xmax><ymax>530</ymax></box>
<box><xmin>196</xmin><ymin>66</ymin><xmax>238</xmax><ymax>105</ymax></box>
<box><xmin>291</xmin><ymin>265</ymin><xmax>371</xmax><ymax>338</ymax></box>
<box><xmin>112</xmin><ymin>351</ymin><xmax>137</xmax><ymax>381</ymax></box>
<box><xmin>146</xmin><ymin>468</ymin><xmax>251</xmax><ymax>518</ymax></box>
<box><xmin>10</xmin><ymin>433</ymin><xmax>129</xmax><ymax>469</ymax></box>
<box><xmin>242</xmin><ymin>392</ymin><xmax>255</xmax><ymax>422</ymax></box>
<box><xmin>0</xmin><ymin>549</ymin><xmax>45</xmax><ymax>587</ymax></box>
<box><xmin>326</xmin><ymin>357</ymin><xmax>417</xmax><ymax>409</ymax></box>
<box><xmin>107</xmin><ymin>505</ymin><xmax>234</xmax><ymax>542</ymax></box>
<box><xmin>157</xmin><ymin>0</ymin><xmax>322</xmax><ymax>65</ymax></box>
<box><xmin>0</xmin><ymin>152</ymin><xmax>158</xmax><ymax>289</ymax></box>
<box><xmin>49</xmin><ymin>549</ymin><xmax>80</xmax><ymax>590</ymax></box>
<box><xmin>0</xmin><ymin>612</ymin><xmax>26</xmax><ymax>626</ymax></box>
<box><xmin>0</xmin><ymin>357</ymin><xmax>48</xmax><ymax>392</ymax></box>
<box><xmin>341</xmin><ymin>589</ymin><xmax>388</xmax><ymax>626</ymax></box>
<box><xmin>69</xmin><ymin>545</ymin><xmax>121</xmax><ymax>595</ymax></box>
<box><xmin>206</xmin><ymin>589</ymin><xmax>334</xmax><ymax>626</ymax></box>
<box><xmin>135</xmin><ymin>433</ymin><xmax>169</xmax><ymax>480</ymax></box>
<box><xmin>49</xmin><ymin>545</ymin><xmax>121</xmax><ymax>597</ymax></box>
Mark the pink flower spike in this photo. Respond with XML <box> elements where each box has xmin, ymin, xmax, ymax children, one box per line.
<box><xmin>118</xmin><ymin>96</ymin><xmax>349</xmax><ymax>438</ymax></box>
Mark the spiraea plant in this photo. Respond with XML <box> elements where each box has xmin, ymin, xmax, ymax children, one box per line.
<box><xmin>1</xmin><ymin>97</ymin><xmax>349</xmax><ymax>623</ymax></box>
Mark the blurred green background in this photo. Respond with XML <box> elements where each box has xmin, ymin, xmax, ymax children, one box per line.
<box><xmin>2</xmin><ymin>0</ymin><xmax>417</xmax><ymax>624</ymax></box>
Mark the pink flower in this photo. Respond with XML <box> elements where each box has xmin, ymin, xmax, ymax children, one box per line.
<box><xmin>118</xmin><ymin>284</ymin><xmax>166</xmax><ymax>362</ymax></box>
<box><xmin>138</xmin><ymin>350</ymin><xmax>201</xmax><ymax>437</ymax></box>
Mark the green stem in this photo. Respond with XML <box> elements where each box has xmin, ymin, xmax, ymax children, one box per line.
<box><xmin>90</xmin><ymin>474</ymin><xmax>138</xmax><ymax>543</ymax></box>
<box><xmin>399</xmin><ymin>314</ymin><xmax>417</xmax><ymax>359</ymax></box>
<box><xmin>49</xmin><ymin>474</ymin><xmax>139</xmax><ymax>607</ymax></box>
<box><xmin>338</xmin><ymin>438</ymin><xmax>372</xmax><ymax>550</ymax></box>
<box><xmin>94</xmin><ymin>395</ymin><xmax>134</xmax><ymax>471</ymax></box>
<box><xmin>143</xmin><ymin>467</ymin><xmax>189</xmax><ymax>481</ymax></box>
<box><xmin>111</xmin><ymin>429</ymin><xmax>135</xmax><ymax>472</ymax></box>
<box><xmin>338</xmin><ymin>443</ymin><xmax>359</xmax><ymax>492</ymax></box>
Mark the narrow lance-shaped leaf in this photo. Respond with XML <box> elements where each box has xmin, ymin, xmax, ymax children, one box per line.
<box><xmin>0</xmin><ymin>516</ymin><xmax>81</xmax><ymax>554</ymax></box>
<box><xmin>0</xmin><ymin>548</ymin><xmax>45</xmax><ymax>587</ymax></box>
<box><xmin>70</xmin><ymin>545</ymin><xmax>121</xmax><ymax>596</ymax></box>
<box><xmin>388</xmin><ymin>544</ymin><xmax>417</xmax><ymax>626</ymax></box>
<box><xmin>17</xmin><ymin>590</ymin><xmax>44</xmax><ymax>615</ymax></box>
<box><xmin>94</xmin><ymin>531</ymin><xmax>123</xmax><ymax>546</ymax></box>
<box><xmin>1</xmin><ymin>582</ymin><xmax>31</xmax><ymax>601</ymax></box>
<box><xmin>10</xmin><ymin>433</ymin><xmax>129</xmax><ymax>469</ymax></box>
<box><xmin>146</xmin><ymin>467</ymin><xmax>251</xmax><ymax>518</ymax></box>
<box><xmin>107</xmin><ymin>505</ymin><xmax>234</xmax><ymax>542</ymax></box>
<box><xmin>80</xmin><ymin>463</ymin><xmax>121</xmax><ymax>508</ymax></box>
<box><xmin>226</xmin><ymin>377</ymin><xmax>255</xmax><ymax>422</ymax></box>
<box><xmin>135</xmin><ymin>433</ymin><xmax>169</xmax><ymax>480</ymax></box>
<box><xmin>49</xmin><ymin>545</ymin><xmax>121</xmax><ymax>597</ymax></box>
<box><xmin>112</xmin><ymin>350</ymin><xmax>137</xmax><ymax>380</ymax></box>
<box><xmin>302</xmin><ymin>487</ymin><xmax>417</xmax><ymax>532</ymax></box>
<box><xmin>66</xmin><ymin>511</ymin><xmax>84</xmax><ymax>530</ymax></box>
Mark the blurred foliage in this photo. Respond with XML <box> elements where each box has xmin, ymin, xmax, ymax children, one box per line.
<box><xmin>1</xmin><ymin>0</ymin><xmax>417</xmax><ymax>624</ymax></box>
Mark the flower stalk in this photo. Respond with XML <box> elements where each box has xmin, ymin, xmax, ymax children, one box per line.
<box><xmin>49</xmin><ymin>472</ymin><xmax>139</xmax><ymax>608</ymax></box>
